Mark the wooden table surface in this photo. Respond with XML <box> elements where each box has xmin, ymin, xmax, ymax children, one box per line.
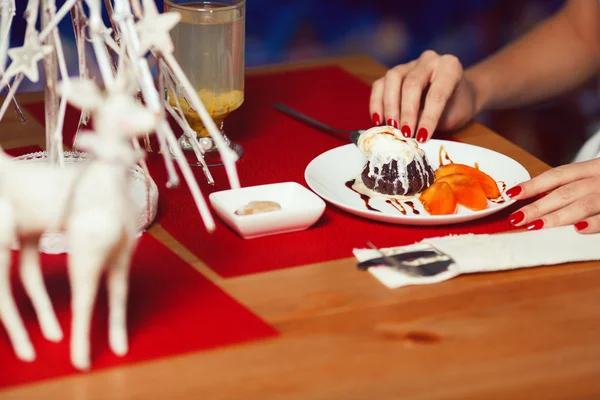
<box><xmin>2</xmin><ymin>55</ymin><xmax>600</xmax><ymax>400</ymax></box>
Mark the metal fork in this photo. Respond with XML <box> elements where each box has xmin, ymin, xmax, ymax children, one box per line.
<box><xmin>363</xmin><ymin>242</ymin><xmax>452</xmax><ymax>277</ymax></box>
<box><xmin>272</xmin><ymin>103</ymin><xmax>365</xmax><ymax>145</ymax></box>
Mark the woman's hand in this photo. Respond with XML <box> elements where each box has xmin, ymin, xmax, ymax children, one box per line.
<box><xmin>369</xmin><ymin>50</ymin><xmax>479</xmax><ymax>142</ymax></box>
<box><xmin>506</xmin><ymin>157</ymin><xmax>600</xmax><ymax>234</ymax></box>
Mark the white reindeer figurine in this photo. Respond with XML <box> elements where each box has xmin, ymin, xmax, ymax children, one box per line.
<box><xmin>0</xmin><ymin>77</ymin><xmax>158</xmax><ymax>370</ymax></box>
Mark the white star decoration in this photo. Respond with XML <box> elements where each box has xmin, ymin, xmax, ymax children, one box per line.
<box><xmin>4</xmin><ymin>32</ymin><xmax>53</xmax><ymax>82</ymax></box>
<box><xmin>135</xmin><ymin>0</ymin><xmax>180</xmax><ymax>56</ymax></box>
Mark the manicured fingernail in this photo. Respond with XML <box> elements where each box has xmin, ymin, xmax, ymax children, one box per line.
<box><xmin>387</xmin><ymin>118</ymin><xmax>398</xmax><ymax>128</ymax></box>
<box><xmin>372</xmin><ymin>113</ymin><xmax>381</xmax><ymax>126</ymax></box>
<box><xmin>416</xmin><ymin>128</ymin><xmax>428</xmax><ymax>143</ymax></box>
<box><xmin>527</xmin><ymin>219</ymin><xmax>544</xmax><ymax>231</ymax></box>
<box><xmin>506</xmin><ymin>185</ymin><xmax>522</xmax><ymax>198</ymax></box>
<box><xmin>509</xmin><ymin>211</ymin><xmax>524</xmax><ymax>225</ymax></box>
<box><xmin>401</xmin><ymin>125</ymin><xmax>411</xmax><ymax>138</ymax></box>
<box><xmin>575</xmin><ymin>221</ymin><xmax>589</xmax><ymax>231</ymax></box>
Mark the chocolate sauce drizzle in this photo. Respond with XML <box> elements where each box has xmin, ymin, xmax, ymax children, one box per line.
<box><xmin>490</xmin><ymin>181</ymin><xmax>507</xmax><ymax>204</ymax></box>
<box><xmin>405</xmin><ymin>201</ymin><xmax>420</xmax><ymax>215</ymax></box>
<box><xmin>438</xmin><ymin>145</ymin><xmax>454</xmax><ymax>166</ymax></box>
<box><xmin>386</xmin><ymin>199</ymin><xmax>407</xmax><ymax>214</ymax></box>
<box><xmin>346</xmin><ymin>180</ymin><xmax>421</xmax><ymax>215</ymax></box>
<box><xmin>498</xmin><ymin>181</ymin><xmax>507</xmax><ymax>193</ymax></box>
<box><xmin>345</xmin><ymin>179</ymin><xmax>381</xmax><ymax>212</ymax></box>
<box><xmin>383</xmin><ymin>198</ymin><xmax>420</xmax><ymax>215</ymax></box>
<box><xmin>438</xmin><ymin>146</ymin><xmax>509</xmax><ymax>206</ymax></box>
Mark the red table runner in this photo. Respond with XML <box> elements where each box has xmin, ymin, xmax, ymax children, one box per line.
<box><xmin>0</xmin><ymin>153</ymin><xmax>277</xmax><ymax>390</ymax></box>
<box><xmin>23</xmin><ymin>65</ymin><xmax>521</xmax><ymax>278</ymax></box>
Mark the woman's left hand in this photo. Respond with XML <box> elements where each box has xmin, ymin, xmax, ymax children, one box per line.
<box><xmin>506</xmin><ymin>157</ymin><xmax>600</xmax><ymax>234</ymax></box>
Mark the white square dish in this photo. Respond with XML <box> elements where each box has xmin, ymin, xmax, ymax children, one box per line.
<box><xmin>208</xmin><ymin>182</ymin><xmax>326</xmax><ymax>239</ymax></box>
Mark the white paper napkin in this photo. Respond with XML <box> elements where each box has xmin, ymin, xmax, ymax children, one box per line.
<box><xmin>353</xmin><ymin>225</ymin><xmax>600</xmax><ymax>289</ymax></box>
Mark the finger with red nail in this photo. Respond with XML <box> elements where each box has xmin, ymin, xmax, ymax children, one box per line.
<box><xmin>368</xmin><ymin>50</ymin><xmax>479</xmax><ymax>142</ymax></box>
<box><xmin>506</xmin><ymin>158</ymin><xmax>600</xmax><ymax>233</ymax></box>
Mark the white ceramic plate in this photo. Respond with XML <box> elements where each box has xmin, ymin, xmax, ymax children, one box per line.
<box><xmin>209</xmin><ymin>182</ymin><xmax>326</xmax><ymax>239</ymax></box>
<box><xmin>304</xmin><ymin>140</ymin><xmax>531</xmax><ymax>226</ymax></box>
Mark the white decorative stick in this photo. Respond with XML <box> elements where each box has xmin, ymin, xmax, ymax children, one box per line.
<box><xmin>0</xmin><ymin>0</ymin><xmax>27</xmax><ymax>124</ymax></box>
<box><xmin>42</xmin><ymin>0</ymin><xmax>69</xmax><ymax>166</ymax></box>
<box><xmin>97</xmin><ymin>4</ymin><xmax>121</xmax><ymax>81</ymax></box>
<box><xmin>113</xmin><ymin>0</ymin><xmax>221</xmax><ymax>230</ymax></box>
<box><xmin>87</xmin><ymin>6</ymin><xmax>116</xmax><ymax>88</ymax></box>
<box><xmin>163</xmin><ymin>52</ymin><xmax>241</xmax><ymax>190</ymax></box>
<box><xmin>24</xmin><ymin>0</ymin><xmax>39</xmax><ymax>24</ymax></box>
<box><xmin>163</xmin><ymin>104</ymin><xmax>215</xmax><ymax>186</ymax></box>
<box><xmin>41</xmin><ymin>0</ymin><xmax>62</xmax><ymax>166</ymax></box>
<box><xmin>161</xmin><ymin>121</ymin><xmax>217</xmax><ymax>231</ymax></box>
<box><xmin>70</xmin><ymin>1</ymin><xmax>90</xmax><ymax>141</ymax></box>
<box><xmin>9</xmin><ymin>85</ymin><xmax>27</xmax><ymax>123</ymax></box>
<box><xmin>0</xmin><ymin>0</ymin><xmax>15</xmax><ymax>70</ymax></box>
<box><xmin>134</xmin><ymin>0</ymin><xmax>227</xmax><ymax>175</ymax></box>
<box><xmin>112</xmin><ymin>0</ymin><xmax>179</xmax><ymax>186</ymax></box>
<box><xmin>38</xmin><ymin>0</ymin><xmax>78</xmax><ymax>42</ymax></box>
<box><xmin>0</xmin><ymin>74</ymin><xmax>23</xmax><ymax>121</ymax></box>
<box><xmin>160</xmin><ymin>60</ymin><xmax>215</xmax><ymax>185</ymax></box>
<box><xmin>51</xmin><ymin>23</ymin><xmax>70</xmax><ymax>109</ymax></box>
<box><xmin>160</xmin><ymin>67</ymin><xmax>202</xmax><ymax>154</ymax></box>
<box><xmin>136</xmin><ymin>0</ymin><xmax>240</xmax><ymax>189</ymax></box>
<box><xmin>103</xmin><ymin>0</ymin><xmax>121</xmax><ymax>45</ymax></box>
<box><xmin>130</xmin><ymin>0</ymin><xmax>143</xmax><ymax>19</ymax></box>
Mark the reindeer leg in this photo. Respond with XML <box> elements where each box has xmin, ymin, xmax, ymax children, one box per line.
<box><xmin>107</xmin><ymin>238</ymin><xmax>135</xmax><ymax>356</ymax></box>
<box><xmin>67</xmin><ymin>244</ymin><xmax>104</xmax><ymax>371</ymax></box>
<box><xmin>0</xmin><ymin>254</ymin><xmax>35</xmax><ymax>362</ymax></box>
<box><xmin>19</xmin><ymin>237</ymin><xmax>63</xmax><ymax>342</ymax></box>
<box><xmin>67</xmin><ymin>214</ymin><xmax>122</xmax><ymax>371</ymax></box>
<box><xmin>0</xmin><ymin>203</ymin><xmax>35</xmax><ymax>361</ymax></box>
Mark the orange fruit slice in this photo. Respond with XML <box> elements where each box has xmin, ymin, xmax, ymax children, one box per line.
<box><xmin>419</xmin><ymin>181</ymin><xmax>457</xmax><ymax>215</ymax></box>
<box><xmin>435</xmin><ymin>164</ymin><xmax>500</xmax><ymax>199</ymax></box>
<box><xmin>436</xmin><ymin>173</ymin><xmax>488</xmax><ymax>211</ymax></box>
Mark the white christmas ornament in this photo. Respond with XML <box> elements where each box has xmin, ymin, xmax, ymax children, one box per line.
<box><xmin>0</xmin><ymin>0</ymin><xmax>241</xmax><ymax>371</ymax></box>
<box><xmin>135</xmin><ymin>0</ymin><xmax>180</xmax><ymax>55</ymax></box>
<box><xmin>4</xmin><ymin>30</ymin><xmax>52</xmax><ymax>82</ymax></box>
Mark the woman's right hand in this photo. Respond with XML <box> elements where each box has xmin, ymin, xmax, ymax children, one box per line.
<box><xmin>369</xmin><ymin>50</ymin><xmax>480</xmax><ymax>143</ymax></box>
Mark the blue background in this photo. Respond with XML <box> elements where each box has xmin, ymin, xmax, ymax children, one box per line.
<box><xmin>8</xmin><ymin>0</ymin><xmax>564</xmax><ymax>86</ymax></box>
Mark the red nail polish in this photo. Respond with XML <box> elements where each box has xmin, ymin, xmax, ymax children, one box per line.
<box><xmin>372</xmin><ymin>113</ymin><xmax>381</xmax><ymax>126</ymax></box>
<box><xmin>401</xmin><ymin>125</ymin><xmax>411</xmax><ymax>138</ymax></box>
<box><xmin>527</xmin><ymin>219</ymin><xmax>544</xmax><ymax>231</ymax></box>
<box><xmin>509</xmin><ymin>211</ymin><xmax>524</xmax><ymax>225</ymax></box>
<box><xmin>387</xmin><ymin>119</ymin><xmax>398</xmax><ymax>128</ymax></box>
<box><xmin>575</xmin><ymin>221</ymin><xmax>589</xmax><ymax>231</ymax></box>
<box><xmin>416</xmin><ymin>128</ymin><xmax>428</xmax><ymax>143</ymax></box>
<box><xmin>506</xmin><ymin>186</ymin><xmax>522</xmax><ymax>198</ymax></box>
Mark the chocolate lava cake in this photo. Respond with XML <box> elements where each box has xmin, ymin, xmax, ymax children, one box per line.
<box><xmin>357</xmin><ymin>126</ymin><xmax>434</xmax><ymax>196</ymax></box>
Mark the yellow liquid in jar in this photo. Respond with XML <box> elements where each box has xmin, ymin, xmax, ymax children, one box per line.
<box><xmin>168</xmin><ymin>89</ymin><xmax>244</xmax><ymax>137</ymax></box>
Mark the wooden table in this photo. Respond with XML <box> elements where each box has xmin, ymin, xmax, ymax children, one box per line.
<box><xmin>2</xmin><ymin>55</ymin><xmax>600</xmax><ymax>400</ymax></box>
